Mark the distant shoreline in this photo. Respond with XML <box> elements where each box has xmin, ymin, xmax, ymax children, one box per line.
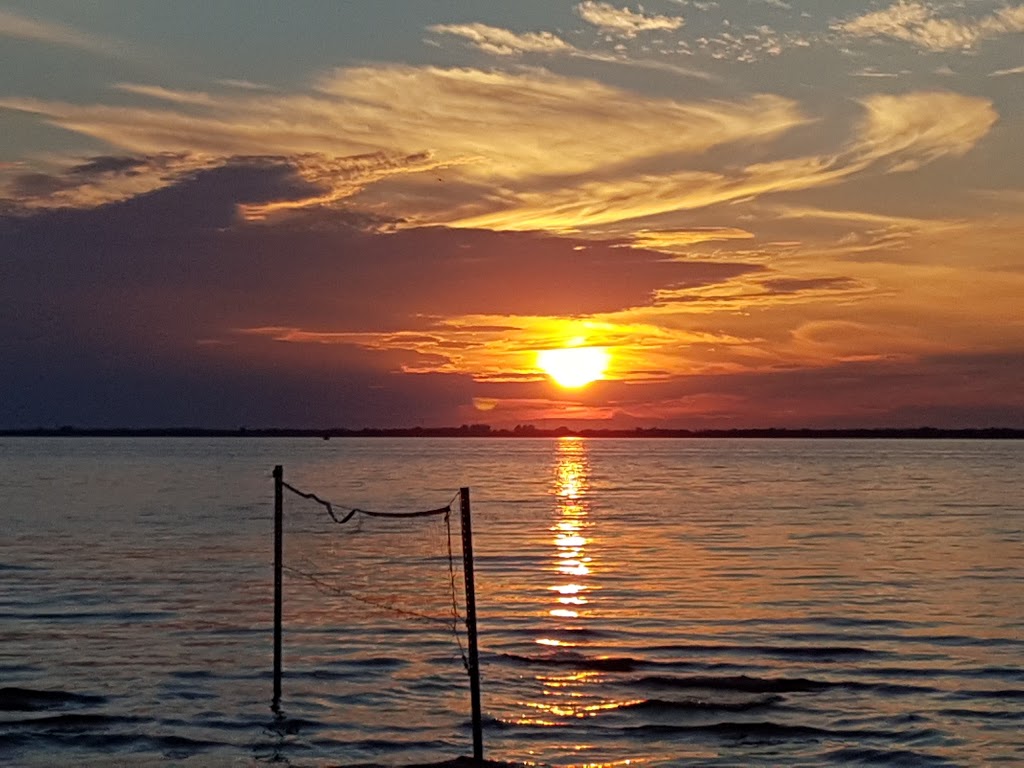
<box><xmin>2</xmin><ymin>426</ymin><xmax>1022</xmax><ymax>439</ymax></box>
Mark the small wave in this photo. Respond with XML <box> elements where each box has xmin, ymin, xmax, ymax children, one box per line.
<box><xmin>4</xmin><ymin>610</ymin><xmax>175</xmax><ymax>622</ymax></box>
<box><xmin>305</xmin><ymin>736</ymin><xmax>454</xmax><ymax>753</ymax></box>
<box><xmin>343</xmin><ymin>758</ymin><xmax>523</xmax><ymax>768</ymax></box>
<box><xmin>168</xmin><ymin>669</ymin><xmax>214</xmax><ymax>680</ymax></box>
<box><xmin>0</xmin><ymin>687</ymin><xmax>105</xmax><ymax>712</ymax></box>
<box><xmin>631</xmin><ymin>673</ymin><xmax>940</xmax><ymax>697</ymax></box>
<box><xmin>510</xmin><ymin>625</ymin><xmax>612</xmax><ymax>639</ymax></box>
<box><xmin>0</xmin><ymin>712</ymin><xmax>148</xmax><ymax>729</ymax></box>
<box><xmin>635</xmin><ymin>674</ymin><xmax>833</xmax><ymax>694</ymax></box>
<box><xmin>0</xmin><ymin>664</ymin><xmax>40</xmax><ymax>675</ymax></box>
<box><xmin>950</xmin><ymin>688</ymin><xmax>1024</xmax><ymax>700</ymax></box>
<box><xmin>261</xmin><ymin>715</ymin><xmax>325</xmax><ymax>735</ymax></box>
<box><xmin>621</xmin><ymin>695</ymin><xmax>783</xmax><ymax>713</ymax></box>
<box><xmin>809</xmin><ymin>616</ymin><xmax>925</xmax><ymax>629</ymax></box>
<box><xmin>0</xmin><ymin>730</ymin><xmax>226</xmax><ymax>755</ymax></box>
<box><xmin>825</xmin><ymin>746</ymin><xmax>959</xmax><ymax>766</ymax></box>
<box><xmin>647</xmin><ymin>642</ymin><xmax>886</xmax><ymax>660</ymax></box>
<box><xmin>622</xmin><ymin>720</ymin><xmax>944</xmax><ymax>743</ymax></box>
<box><xmin>960</xmin><ymin>665</ymin><xmax>1024</xmax><ymax>682</ymax></box>
<box><xmin>936</xmin><ymin>707</ymin><xmax>1023</xmax><ymax>721</ymax></box>
<box><xmin>160</xmin><ymin>687</ymin><xmax>217</xmax><ymax>701</ymax></box>
<box><xmin>341</xmin><ymin>655</ymin><xmax>409</xmax><ymax>669</ymax></box>
<box><xmin>494</xmin><ymin>650</ymin><xmax>645</xmax><ymax>672</ymax></box>
<box><xmin>866</xmin><ymin>681</ymin><xmax>943</xmax><ymax>696</ymax></box>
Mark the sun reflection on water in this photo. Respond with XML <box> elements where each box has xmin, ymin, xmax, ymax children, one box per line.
<box><xmin>548</xmin><ymin>437</ymin><xmax>594</xmax><ymax>627</ymax></box>
<box><xmin>517</xmin><ymin>436</ymin><xmax>637</xmax><ymax>730</ymax></box>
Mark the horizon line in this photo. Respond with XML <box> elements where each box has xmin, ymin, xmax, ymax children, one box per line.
<box><xmin>2</xmin><ymin>425</ymin><xmax>1023</xmax><ymax>439</ymax></box>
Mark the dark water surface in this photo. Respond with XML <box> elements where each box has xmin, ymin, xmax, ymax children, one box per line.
<box><xmin>1</xmin><ymin>437</ymin><xmax>1021</xmax><ymax>766</ymax></box>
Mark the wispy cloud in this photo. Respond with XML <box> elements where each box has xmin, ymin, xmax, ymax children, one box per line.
<box><xmin>429</xmin><ymin>20</ymin><xmax>713</xmax><ymax>79</ymax></box>
<box><xmin>628</xmin><ymin>227</ymin><xmax>754</xmax><ymax>250</ymax></box>
<box><xmin>0</xmin><ymin>8</ymin><xmax>123</xmax><ymax>57</ymax></box>
<box><xmin>0</xmin><ymin>68</ymin><xmax>998</xmax><ymax>240</ymax></box>
<box><xmin>112</xmin><ymin>83</ymin><xmax>217</xmax><ymax>106</ymax></box>
<box><xmin>990</xmin><ymin>64</ymin><xmax>1024</xmax><ymax>77</ymax></box>
<box><xmin>575</xmin><ymin>2</ymin><xmax>684</xmax><ymax>38</ymax></box>
<box><xmin>452</xmin><ymin>90</ymin><xmax>995</xmax><ymax>231</ymax></box>
<box><xmin>856</xmin><ymin>91</ymin><xmax>997</xmax><ymax>173</ymax></box>
<box><xmin>836</xmin><ymin>1</ymin><xmax>1024</xmax><ymax>52</ymax></box>
<box><xmin>0</xmin><ymin>65</ymin><xmax>801</xmax><ymax>224</ymax></box>
<box><xmin>214</xmin><ymin>78</ymin><xmax>277</xmax><ymax>91</ymax></box>
<box><xmin>427</xmin><ymin>22</ymin><xmax>573</xmax><ymax>56</ymax></box>
<box><xmin>852</xmin><ymin>68</ymin><xmax>901</xmax><ymax>79</ymax></box>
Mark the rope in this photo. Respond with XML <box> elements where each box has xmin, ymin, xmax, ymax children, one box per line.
<box><xmin>281</xmin><ymin>481</ymin><xmax>453</xmax><ymax>524</ymax></box>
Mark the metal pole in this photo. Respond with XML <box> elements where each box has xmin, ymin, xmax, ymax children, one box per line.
<box><xmin>272</xmin><ymin>465</ymin><xmax>283</xmax><ymax>712</ymax></box>
<box><xmin>459</xmin><ymin>487</ymin><xmax>483</xmax><ymax>761</ymax></box>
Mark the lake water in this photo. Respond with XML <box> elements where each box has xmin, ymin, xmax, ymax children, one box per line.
<box><xmin>1</xmin><ymin>437</ymin><xmax>1021</xmax><ymax>766</ymax></box>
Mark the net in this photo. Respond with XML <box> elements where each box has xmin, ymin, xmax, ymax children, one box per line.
<box><xmin>279</xmin><ymin>480</ymin><xmax>469</xmax><ymax>676</ymax></box>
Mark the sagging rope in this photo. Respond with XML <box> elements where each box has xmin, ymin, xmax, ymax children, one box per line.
<box><xmin>281</xmin><ymin>480</ymin><xmax>455</xmax><ymax>523</ymax></box>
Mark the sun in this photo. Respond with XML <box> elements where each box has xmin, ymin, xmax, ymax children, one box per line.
<box><xmin>537</xmin><ymin>346</ymin><xmax>610</xmax><ymax>388</ymax></box>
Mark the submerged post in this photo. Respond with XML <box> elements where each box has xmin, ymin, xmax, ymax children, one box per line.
<box><xmin>272</xmin><ymin>465</ymin><xmax>283</xmax><ymax>712</ymax></box>
<box><xmin>459</xmin><ymin>486</ymin><xmax>484</xmax><ymax>761</ymax></box>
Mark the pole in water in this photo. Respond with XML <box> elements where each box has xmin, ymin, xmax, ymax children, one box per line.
<box><xmin>272</xmin><ymin>465</ymin><xmax>283</xmax><ymax>713</ymax></box>
<box><xmin>460</xmin><ymin>486</ymin><xmax>484</xmax><ymax>761</ymax></box>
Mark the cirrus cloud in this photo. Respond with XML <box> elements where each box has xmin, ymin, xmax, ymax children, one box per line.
<box><xmin>427</xmin><ymin>22</ymin><xmax>574</xmax><ymax>56</ymax></box>
<box><xmin>0</xmin><ymin>70</ymin><xmax>998</xmax><ymax>241</ymax></box>
<box><xmin>836</xmin><ymin>1</ymin><xmax>1024</xmax><ymax>52</ymax></box>
<box><xmin>0</xmin><ymin>7</ymin><xmax>124</xmax><ymax>57</ymax></box>
<box><xmin>575</xmin><ymin>2</ymin><xmax>685</xmax><ymax>38</ymax></box>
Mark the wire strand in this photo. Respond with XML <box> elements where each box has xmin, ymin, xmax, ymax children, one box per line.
<box><xmin>445</xmin><ymin>509</ymin><xmax>470</xmax><ymax>672</ymax></box>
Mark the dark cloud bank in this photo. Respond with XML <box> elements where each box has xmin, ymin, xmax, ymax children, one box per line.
<box><xmin>2</xmin><ymin>156</ymin><xmax>1022</xmax><ymax>428</ymax></box>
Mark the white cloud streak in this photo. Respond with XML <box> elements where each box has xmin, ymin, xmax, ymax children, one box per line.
<box><xmin>0</xmin><ymin>8</ymin><xmax>122</xmax><ymax>57</ymax></box>
<box><xmin>990</xmin><ymin>64</ymin><xmax>1024</xmax><ymax>77</ymax></box>
<box><xmin>575</xmin><ymin>2</ymin><xmax>684</xmax><ymax>38</ymax></box>
<box><xmin>428</xmin><ymin>23</ymin><xmax>574</xmax><ymax>56</ymax></box>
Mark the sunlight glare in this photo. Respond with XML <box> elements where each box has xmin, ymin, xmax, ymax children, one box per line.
<box><xmin>538</xmin><ymin>346</ymin><xmax>610</xmax><ymax>388</ymax></box>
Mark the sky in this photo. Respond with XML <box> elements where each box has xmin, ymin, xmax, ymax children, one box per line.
<box><xmin>1</xmin><ymin>0</ymin><xmax>1023</xmax><ymax>429</ymax></box>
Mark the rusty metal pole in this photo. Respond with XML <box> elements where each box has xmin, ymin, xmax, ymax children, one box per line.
<box><xmin>272</xmin><ymin>465</ymin><xmax>283</xmax><ymax>712</ymax></box>
<box><xmin>459</xmin><ymin>486</ymin><xmax>483</xmax><ymax>761</ymax></box>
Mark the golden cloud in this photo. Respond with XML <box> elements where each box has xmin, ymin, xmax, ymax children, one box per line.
<box><xmin>856</xmin><ymin>91</ymin><xmax>997</xmax><ymax>173</ymax></box>
<box><xmin>628</xmin><ymin>227</ymin><xmax>755</xmax><ymax>249</ymax></box>
<box><xmin>0</xmin><ymin>65</ymin><xmax>998</xmax><ymax>242</ymax></box>
<box><xmin>837</xmin><ymin>1</ymin><xmax>1024</xmax><ymax>52</ymax></box>
<box><xmin>428</xmin><ymin>23</ymin><xmax>574</xmax><ymax>56</ymax></box>
<box><xmin>575</xmin><ymin>2</ymin><xmax>684</xmax><ymax>38</ymax></box>
<box><xmin>1</xmin><ymin>65</ymin><xmax>805</xmax><ymax>226</ymax></box>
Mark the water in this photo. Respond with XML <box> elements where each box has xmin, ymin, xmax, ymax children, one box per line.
<box><xmin>1</xmin><ymin>437</ymin><xmax>1021</xmax><ymax>766</ymax></box>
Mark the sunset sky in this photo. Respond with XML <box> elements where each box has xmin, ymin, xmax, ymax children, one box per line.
<box><xmin>2</xmin><ymin>1</ymin><xmax>1023</xmax><ymax>429</ymax></box>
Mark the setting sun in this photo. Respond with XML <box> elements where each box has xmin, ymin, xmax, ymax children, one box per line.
<box><xmin>537</xmin><ymin>347</ymin><xmax>610</xmax><ymax>389</ymax></box>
